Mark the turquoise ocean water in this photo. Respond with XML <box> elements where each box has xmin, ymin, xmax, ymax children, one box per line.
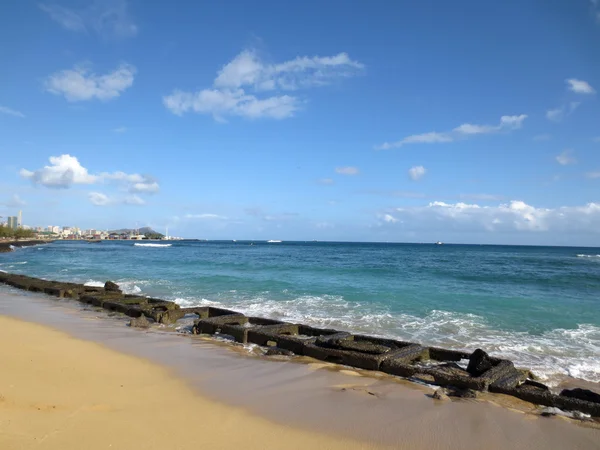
<box><xmin>1</xmin><ymin>240</ymin><xmax>599</xmax><ymax>385</ymax></box>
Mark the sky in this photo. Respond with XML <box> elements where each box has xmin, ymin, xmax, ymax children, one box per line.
<box><xmin>1</xmin><ymin>0</ymin><xmax>600</xmax><ymax>245</ymax></box>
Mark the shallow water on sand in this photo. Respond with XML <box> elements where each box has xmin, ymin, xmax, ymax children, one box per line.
<box><xmin>2</xmin><ymin>240</ymin><xmax>600</xmax><ymax>384</ymax></box>
<box><xmin>1</xmin><ymin>289</ymin><xmax>599</xmax><ymax>450</ymax></box>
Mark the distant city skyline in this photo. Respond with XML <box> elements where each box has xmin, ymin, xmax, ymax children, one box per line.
<box><xmin>1</xmin><ymin>1</ymin><xmax>600</xmax><ymax>246</ymax></box>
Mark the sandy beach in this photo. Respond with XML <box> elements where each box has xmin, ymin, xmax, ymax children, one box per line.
<box><xmin>0</xmin><ymin>315</ymin><xmax>387</xmax><ymax>450</ymax></box>
<box><xmin>0</xmin><ymin>289</ymin><xmax>599</xmax><ymax>449</ymax></box>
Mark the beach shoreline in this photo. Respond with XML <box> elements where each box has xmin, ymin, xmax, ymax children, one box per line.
<box><xmin>0</xmin><ymin>288</ymin><xmax>599</xmax><ymax>449</ymax></box>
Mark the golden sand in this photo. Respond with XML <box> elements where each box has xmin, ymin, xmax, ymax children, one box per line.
<box><xmin>0</xmin><ymin>316</ymin><xmax>386</xmax><ymax>450</ymax></box>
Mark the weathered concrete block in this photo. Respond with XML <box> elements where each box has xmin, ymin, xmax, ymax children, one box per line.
<box><xmin>246</xmin><ymin>324</ymin><xmax>340</xmax><ymax>354</ymax></box>
<box><xmin>380</xmin><ymin>345</ymin><xmax>428</xmax><ymax>377</ymax></box>
<box><xmin>216</xmin><ymin>317</ymin><xmax>287</xmax><ymax>343</ymax></box>
<box><xmin>156</xmin><ymin>306</ymin><xmax>238</xmax><ymax>325</ymax></box>
<box><xmin>427</xmin><ymin>347</ymin><xmax>470</xmax><ymax>362</ymax></box>
<box><xmin>423</xmin><ymin>357</ymin><xmax>517</xmax><ymax>391</ymax></box>
<box><xmin>194</xmin><ymin>314</ymin><xmax>247</xmax><ymax>335</ymax></box>
<box><xmin>304</xmin><ymin>334</ymin><xmax>417</xmax><ymax>370</ymax></box>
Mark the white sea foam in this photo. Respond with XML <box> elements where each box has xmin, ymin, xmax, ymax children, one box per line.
<box><xmin>576</xmin><ymin>254</ymin><xmax>600</xmax><ymax>258</ymax></box>
<box><xmin>84</xmin><ymin>279</ymin><xmax>142</xmax><ymax>294</ymax></box>
<box><xmin>8</xmin><ymin>262</ymin><xmax>27</xmax><ymax>265</ymax></box>
<box><xmin>172</xmin><ymin>294</ymin><xmax>600</xmax><ymax>385</ymax></box>
<box><xmin>134</xmin><ymin>243</ymin><xmax>172</xmax><ymax>248</ymax></box>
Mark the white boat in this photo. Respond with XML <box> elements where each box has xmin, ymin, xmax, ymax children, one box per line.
<box><xmin>267</xmin><ymin>240</ymin><xmax>282</xmax><ymax>243</ymax></box>
<box><xmin>435</xmin><ymin>241</ymin><xmax>443</xmax><ymax>245</ymax></box>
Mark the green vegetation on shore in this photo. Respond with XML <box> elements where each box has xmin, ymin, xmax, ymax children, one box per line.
<box><xmin>0</xmin><ymin>225</ymin><xmax>36</xmax><ymax>239</ymax></box>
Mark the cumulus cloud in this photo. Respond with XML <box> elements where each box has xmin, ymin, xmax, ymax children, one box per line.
<box><xmin>383</xmin><ymin>200</ymin><xmax>600</xmax><ymax>234</ymax></box>
<box><xmin>45</xmin><ymin>63</ymin><xmax>136</xmax><ymax>102</ymax></box>
<box><xmin>408</xmin><ymin>165</ymin><xmax>426</xmax><ymax>181</ymax></box>
<box><xmin>566</xmin><ymin>79</ymin><xmax>596</xmax><ymax>95</ymax></box>
<box><xmin>39</xmin><ymin>1</ymin><xmax>138</xmax><ymax>39</ymax></box>
<box><xmin>20</xmin><ymin>154</ymin><xmax>98</xmax><ymax>187</ymax></box>
<box><xmin>0</xmin><ymin>105</ymin><xmax>25</xmax><ymax>118</ymax></box>
<box><xmin>556</xmin><ymin>149</ymin><xmax>577</xmax><ymax>166</ymax></box>
<box><xmin>20</xmin><ymin>154</ymin><xmax>159</xmax><ymax>194</ymax></box>
<box><xmin>376</xmin><ymin>114</ymin><xmax>527</xmax><ymax>149</ymax></box>
<box><xmin>335</xmin><ymin>166</ymin><xmax>359</xmax><ymax>175</ymax></box>
<box><xmin>163</xmin><ymin>49</ymin><xmax>363</xmax><ymax>121</ymax></box>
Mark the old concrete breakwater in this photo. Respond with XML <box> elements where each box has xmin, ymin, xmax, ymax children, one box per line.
<box><xmin>1</xmin><ymin>271</ymin><xmax>599</xmax><ymax>418</ymax></box>
<box><xmin>0</xmin><ymin>240</ymin><xmax>54</xmax><ymax>253</ymax></box>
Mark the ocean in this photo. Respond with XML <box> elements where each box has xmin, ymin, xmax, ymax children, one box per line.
<box><xmin>1</xmin><ymin>240</ymin><xmax>599</xmax><ymax>385</ymax></box>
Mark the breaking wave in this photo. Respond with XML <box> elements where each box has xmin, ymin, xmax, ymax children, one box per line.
<box><xmin>576</xmin><ymin>254</ymin><xmax>600</xmax><ymax>258</ymax></box>
<box><xmin>173</xmin><ymin>293</ymin><xmax>600</xmax><ymax>385</ymax></box>
<box><xmin>134</xmin><ymin>243</ymin><xmax>172</xmax><ymax>248</ymax></box>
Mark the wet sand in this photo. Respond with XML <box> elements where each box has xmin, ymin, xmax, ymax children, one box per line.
<box><xmin>0</xmin><ymin>288</ymin><xmax>599</xmax><ymax>449</ymax></box>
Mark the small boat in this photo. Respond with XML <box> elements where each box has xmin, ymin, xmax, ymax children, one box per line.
<box><xmin>435</xmin><ymin>241</ymin><xmax>443</xmax><ymax>245</ymax></box>
<box><xmin>87</xmin><ymin>240</ymin><xmax>102</xmax><ymax>244</ymax></box>
<box><xmin>267</xmin><ymin>240</ymin><xmax>282</xmax><ymax>243</ymax></box>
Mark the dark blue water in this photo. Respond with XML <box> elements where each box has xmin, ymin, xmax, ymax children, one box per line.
<box><xmin>2</xmin><ymin>240</ymin><xmax>599</xmax><ymax>384</ymax></box>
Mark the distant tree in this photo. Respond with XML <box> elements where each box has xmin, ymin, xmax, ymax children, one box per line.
<box><xmin>0</xmin><ymin>225</ymin><xmax>36</xmax><ymax>239</ymax></box>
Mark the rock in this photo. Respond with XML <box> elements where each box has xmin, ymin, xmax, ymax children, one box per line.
<box><xmin>466</xmin><ymin>349</ymin><xmax>494</xmax><ymax>377</ymax></box>
<box><xmin>560</xmin><ymin>388</ymin><xmax>600</xmax><ymax>404</ymax></box>
<box><xmin>522</xmin><ymin>379</ymin><xmax>549</xmax><ymax>391</ymax></box>
<box><xmin>412</xmin><ymin>373</ymin><xmax>435</xmax><ymax>383</ymax></box>
<box><xmin>129</xmin><ymin>315</ymin><xmax>150</xmax><ymax>328</ymax></box>
<box><xmin>265</xmin><ymin>347</ymin><xmax>294</xmax><ymax>357</ymax></box>
<box><xmin>447</xmin><ymin>387</ymin><xmax>478</xmax><ymax>399</ymax></box>
<box><xmin>432</xmin><ymin>388</ymin><xmax>450</xmax><ymax>401</ymax></box>
<box><xmin>104</xmin><ymin>281</ymin><xmax>121</xmax><ymax>292</ymax></box>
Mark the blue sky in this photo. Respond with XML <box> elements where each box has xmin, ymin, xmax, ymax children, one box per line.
<box><xmin>1</xmin><ymin>0</ymin><xmax>600</xmax><ymax>245</ymax></box>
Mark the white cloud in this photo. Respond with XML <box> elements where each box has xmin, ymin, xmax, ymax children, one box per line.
<box><xmin>586</xmin><ymin>171</ymin><xmax>600</xmax><ymax>179</ymax></box>
<box><xmin>88</xmin><ymin>192</ymin><xmax>110</xmax><ymax>206</ymax></box>
<box><xmin>0</xmin><ymin>194</ymin><xmax>26</xmax><ymax>208</ymax></box>
<box><xmin>164</xmin><ymin>49</ymin><xmax>363</xmax><ymax>121</ymax></box>
<box><xmin>214</xmin><ymin>50</ymin><xmax>364</xmax><ymax>91</ymax></box>
<box><xmin>383</xmin><ymin>214</ymin><xmax>398</xmax><ymax>223</ymax></box>
<box><xmin>0</xmin><ymin>105</ymin><xmax>25</xmax><ymax>118</ymax></box>
<box><xmin>39</xmin><ymin>1</ymin><xmax>137</xmax><ymax>39</ymax></box>
<box><xmin>386</xmin><ymin>200</ymin><xmax>600</xmax><ymax>233</ymax></box>
<box><xmin>408</xmin><ymin>165</ymin><xmax>427</xmax><ymax>181</ymax></box>
<box><xmin>546</xmin><ymin>108</ymin><xmax>564</xmax><ymax>122</ymax></box>
<box><xmin>45</xmin><ymin>63</ymin><xmax>136</xmax><ymax>102</ymax></box>
<box><xmin>335</xmin><ymin>166</ymin><xmax>359</xmax><ymax>175</ymax></box>
<box><xmin>593</xmin><ymin>137</ymin><xmax>600</xmax><ymax>143</ymax></box>
<box><xmin>123</xmin><ymin>195</ymin><xmax>145</xmax><ymax>205</ymax></box>
<box><xmin>20</xmin><ymin>154</ymin><xmax>98</xmax><ymax>188</ymax></box>
<box><xmin>88</xmin><ymin>192</ymin><xmax>145</xmax><ymax>206</ymax></box>
<box><xmin>185</xmin><ymin>213</ymin><xmax>228</xmax><ymax>220</ymax></box>
<box><xmin>112</xmin><ymin>126</ymin><xmax>127</xmax><ymax>133</ymax></box>
<box><xmin>377</xmin><ymin>114</ymin><xmax>527</xmax><ymax>149</ymax></box>
<box><xmin>566</xmin><ymin>78</ymin><xmax>596</xmax><ymax>95</ymax></box>
<box><xmin>556</xmin><ymin>149</ymin><xmax>577</xmax><ymax>166</ymax></box>
<box><xmin>317</xmin><ymin>178</ymin><xmax>335</xmax><ymax>185</ymax></box>
<box><xmin>164</xmin><ymin>89</ymin><xmax>298</xmax><ymax>120</ymax></box>
<box><xmin>20</xmin><ymin>154</ymin><xmax>159</xmax><ymax>193</ymax></box>
<box><xmin>546</xmin><ymin>102</ymin><xmax>580</xmax><ymax>122</ymax></box>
